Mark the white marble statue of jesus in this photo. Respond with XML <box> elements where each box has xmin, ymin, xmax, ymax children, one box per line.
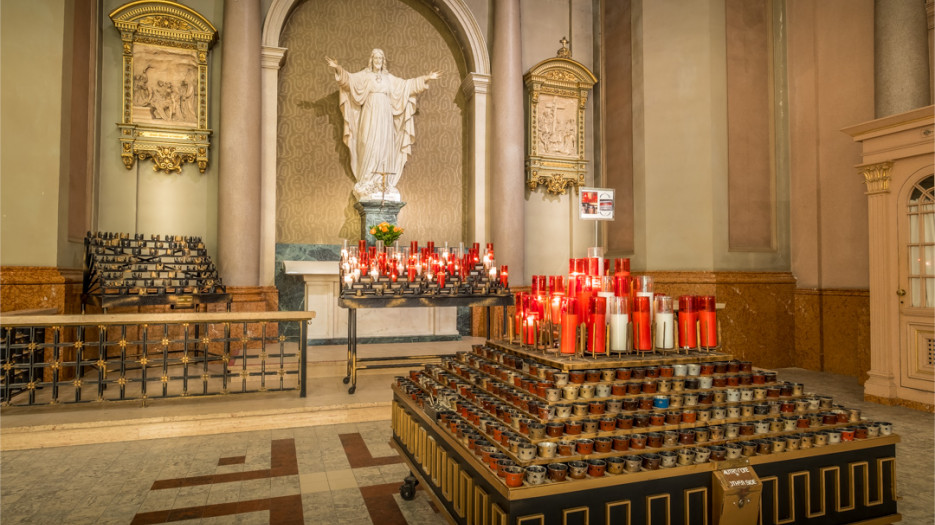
<box><xmin>326</xmin><ymin>49</ymin><xmax>440</xmax><ymax>201</ymax></box>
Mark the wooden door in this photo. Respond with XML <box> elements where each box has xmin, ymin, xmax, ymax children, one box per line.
<box><xmin>898</xmin><ymin>173</ymin><xmax>935</xmax><ymax>394</ymax></box>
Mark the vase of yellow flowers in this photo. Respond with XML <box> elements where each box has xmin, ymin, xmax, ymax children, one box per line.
<box><xmin>369</xmin><ymin>221</ymin><xmax>404</xmax><ymax>247</ymax></box>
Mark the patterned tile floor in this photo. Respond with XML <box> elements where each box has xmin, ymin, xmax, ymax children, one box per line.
<box><xmin>1</xmin><ymin>338</ymin><xmax>932</xmax><ymax>524</ymax></box>
<box><xmin>0</xmin><ymin>421</ymin><xmax>445</xmax><ymax>525</ymax></box>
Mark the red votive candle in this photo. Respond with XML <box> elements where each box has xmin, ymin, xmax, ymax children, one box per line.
<box><xmin>359</xmin><ymin>239</ymin><xmax>366</xmax><ymax>253</ymax></box>
<box><xmin>633</xmin><ymin>296</ymin><xmax>652</xmax><ymax>351</ymax></box>
<box><xmin>588</xmin><ymin>296</ymin><xmax>607</xmax><ymax>354</ymax></box>
<box><xmin>549</xmin><ymin>294</ymin><xmax>563</xmax><ymax>324</ymax></box>
<box><xmin>500</xmin><ymin>266</ymin><xmax>508</xmax><ymax>288</ymax></box>
<box><xmin>560</xmin><ymin>297</ymin><xmax>579</xmax><ymax>354</ymax></box>
<box><xmin>437</xmin><ymin>271</ymin><xmax>446</xmax><ymax>288</ymax></box>
<box><xmin>587</xmin><ymin>257</ymin><xmax>600</xmax><ymax>276</ymax></box>
<box><xmin>513</xmin><ymin>292</ymin><xmax>525</xmax><ymax>337</ymax></box>
<box><xmin>577</xmin><ymin>289</ymin><xmax>593</xmax><ymax>321</ymax></box>
<box><xmin>524</xmin><ymin>314</ymin><xmax>537</xmax><ymax>345</ymax></box>
<box><xmin>699</xmin><ymin>295</ymin><xmax>718</xmax><ymax>348</ymax></box>
<box><xmin>678</xmin><ymin>295</ymin><xmax>698</xmax><ymax>348</ymax></box>
<box><xmin>553</xmin><ymin>275</ymin><xmax>565</xmax><ymax>295</ymax></box>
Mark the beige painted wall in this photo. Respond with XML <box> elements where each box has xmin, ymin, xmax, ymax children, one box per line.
<box><xmin>521</xmin><ymin>0</ymin><xmax>597</xmax><ymax>279</ymax></box>
<box><xmin>0</xmin><ymin>1</ymin><xmax>66</xmax><ymax>267</ymax></box>
<box><xmin>788</xmin><ymin>0</ymin><xmax>874</xmax><ymax>289</ymax></box>
<box><xmin>635</xmin><ymin>0</ymin><xmax>728</xmax><ymax>271</ymax></box>
<box><xmin>96</xmin><ymin>0</ymin><xmax>223</xmax><ymax>259</ymax></box>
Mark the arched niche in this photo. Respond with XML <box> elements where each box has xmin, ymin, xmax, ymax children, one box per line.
<box><xmin>258</xmin><ymin>0</ymin><xmax>491</xmax><ymax>284</ymax></box>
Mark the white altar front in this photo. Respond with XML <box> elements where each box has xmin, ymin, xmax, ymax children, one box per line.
<box><xmin>282</xmin><ymin>261</ymin><xmax>459</xmax><ymax>341</ymax></box>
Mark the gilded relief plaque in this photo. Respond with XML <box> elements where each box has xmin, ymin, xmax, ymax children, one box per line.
<box><xmin>110</xmin><ymin>1</ymin><xmax>217</xmax><ymax>174</ymax></box>
<box><xmin>524</xmin><ymin>38</ymin><xmax>597</xmax><ymax>195</ymax></box>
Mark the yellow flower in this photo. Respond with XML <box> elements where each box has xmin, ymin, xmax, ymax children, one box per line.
<box><xmin>370</xmin><ymin>227</ymin><xmax>376</xmax><ymax>235</ymax></box>
<box><xmin>380</xmin><ymin>225</ymin><xmax>388</xmax><ymax>233</ymax></box>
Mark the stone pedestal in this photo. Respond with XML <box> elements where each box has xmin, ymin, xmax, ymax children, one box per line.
<box><xmin>355</xmin><ymin>200</ymin><xmax>406</xmax><ymax>247</ymax></box>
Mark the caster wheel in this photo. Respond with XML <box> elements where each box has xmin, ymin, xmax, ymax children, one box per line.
<box><xmin>342</xmin><ymin>376</ymin><xmax>350</xmax><ymax>384</ymax></box>
<box><xmin>348</xmin><ymin>386</ymin><xmax>356</xmax><ymax>394</ymax></box>
<box><xmin>399</xmin><ymin>483</ymin><xmax>416</xmax><ymax>501</ymax></box>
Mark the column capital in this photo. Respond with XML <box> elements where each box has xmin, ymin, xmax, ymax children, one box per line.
<box><xmin>261</xmin><ymin>46</ymin><xmax>287</xmax><ymax>70</ymax></box>
<box><xmin>460</xmin><ymin>73</ymin><xmax>491</xmax><ymax>100</ymax></box>
<box><xmin>860</xmin><ymin>161</ymin><xmax>893</xmax><ymax>194</ymax></box>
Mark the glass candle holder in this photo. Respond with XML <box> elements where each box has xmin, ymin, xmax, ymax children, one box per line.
<box><xmin>678</xmin><ymin>295</ymin><xmax>697</xmax><ymax>348</ymax></box>
<box><xmin>609</xmin><ymin>296</ymin><xmax>630</xmax><ymax>352</ymax></box>
<box><xmin>654</xmin><ymin>295</ymin><xmax>675</xmax><ymax>349</ymax></box>
<box><xmin>698</xmin><ymin>295</ymin><xmax>718</xmax><ymax>348</ymax></box>
<box><xmin>560</xmin><ymin>297</ymin><xmax>579</xmax><ymax>354</ymax></box>
<box><xmin>588</xmin><ymin>295</ymin><xmax>607</xmax><ymax>354</ymax></box>
<box><xmin>633</xmin><ymin>296</ymin><xmax>652</xmax><ymax>351</ymax></box>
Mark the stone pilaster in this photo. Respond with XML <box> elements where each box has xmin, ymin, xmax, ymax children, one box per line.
<box><xmin>218</xmin><ymin>0</ymin><xmax>262</xmax><ymax>286</ymax></box>
<box><xmin>490</xmin><ymin>0</ymin><xmax>525</xmax><ymax>284</ymax></box>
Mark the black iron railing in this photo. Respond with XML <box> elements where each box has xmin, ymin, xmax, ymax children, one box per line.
<box><xmin>0</xmin><ymin>312</ymin><xmax>313</xmax><ymax>406</ymax></box>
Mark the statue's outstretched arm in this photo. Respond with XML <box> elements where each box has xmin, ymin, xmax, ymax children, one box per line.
<box><xmin>325</xmin><ymin>56</ymin><xmax>345</xmax><ymax>75</ymax></box>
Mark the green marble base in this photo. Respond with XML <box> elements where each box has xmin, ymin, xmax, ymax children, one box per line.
<box><xmin>355</xmin><ymin>200</ymin><xmax>406</xmax><ymax>247</ymax></box>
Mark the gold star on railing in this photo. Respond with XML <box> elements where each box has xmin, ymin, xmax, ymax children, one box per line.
<box><xmin>239</xmin><ymin>370</ymin><xmax>249</xmax><ymax>379</ymax></box>
<box><xmin>96</xmin><ymin>359</ymin><xmax>107</xmax><ymax>369</ymax></box>
<box><xmin>52</xmin><ymin>326</ymin><xmax>61</xmax><ymax>332</ymax></box>
<box><xmin>119</xmin><ymin>339</ymin><xmax>128</xmax><ymax>348</ymax></box>
<box><xmin>117</xmin><ymin>377</ymin><xmax>127</xmax><ymax>386</ymax></box>
<box><xmin>73</xmin><ymin>379</ymin><xmax>83</xmax><ymax>387</ymax></box>
<box><xmin>182</xmin><ymin>323</ymin><xmax>189</xmax><ymax>328</ymax></box>
<box><xmin>2</xmin><ymin>363</ymin><xmax>13</xmax><ymax>372</ymax></box>
<box><xmin>161</xmin><ymin>338</ymin><xmax>169</xmax><ymax>347</ymax></box>
<box><xmin>259</xmin><ymin>352</ymin><xmax>267</xmax><ymax>361</ymax></box>
<box><xmin>50</xmin><ymin>361</ymin><xmax>61</xmax><ymax>370</ymax></box>
<box><xmin>181</xmin><ymin>355</ymin><xmax>190</xmax><ymax>364</ymax></box>
<box><xmin>222</xmin><ymin>353</ymin><xmax>231</xmax><ymax>361</ymax></box>
<box><xmin>201</xmin><ymin>374</ymin><xmax>210</xmax><ymax>382</ymax></box>
<box><xmin>26</xmin><ymin>381</ymin><xmax>36</xmax><ymax>390</ymax></box>
<box><xmin>27</xmin><ymin>342</ymin><xmax>37</xmax><ymax>353</ymax></box>
<box><xmin>160</xmin><ymin>375</ymin><xmax>169</xmax><ymax>383</ymax></box>
<box><xmin>279</xmin><ymin>335</ymin><xmax>286</xmax><ymax>342</ymax></box>
<box><xmin>241</xmin><ymin>337</ymin><xmax>249</xmax><ymax>344</ymax></box>
<box><xmin>201</xmin><ymin>337</ymin><xmax>210</xmax><ymax>345</ymax></box>
<box><xmin>74</xmin><ymin>341</ymin><xmax>84</xmax><ymax>350</ymax></box>
<box><xmin>277</xmin><ymin>368</ymin><xmax>286</xmax><ymax>377</ymax></box>
<box><xmin>139</xmin><ymin>356</ymin><xmax>149</xmax><ymax>366</ymax></box>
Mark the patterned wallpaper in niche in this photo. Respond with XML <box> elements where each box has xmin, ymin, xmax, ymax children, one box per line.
<box><xmin>277</xmin><ymin>0</ymin><xmax>464</xmax><ymax>245</ymax></box>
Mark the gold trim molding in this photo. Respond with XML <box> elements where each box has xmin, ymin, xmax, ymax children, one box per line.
<box><xmin>860</xmin><ymin>161</ymin><xmax>893</xmax><ymax>195</ymax></box>
<box><xmin>524</xmin><ymin>37</ymin><xmax>597</xmax><ymax>195</ymax></box>
<box><xmin>110</xmin><ymin>1</ymin><xmax>217</xmax><ymax>174</ymax></box>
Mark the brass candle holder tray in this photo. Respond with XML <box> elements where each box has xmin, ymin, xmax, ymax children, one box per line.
<box><xmin>82</xmin><ymin>232</ymin><xmax>230</xmax><ymax>310</ymax></box>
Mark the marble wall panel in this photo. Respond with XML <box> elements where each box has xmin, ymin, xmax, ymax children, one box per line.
<box><xmin>820</xmin><ymin>290</ymin><xmax>870</xmax><ymax>383</ymax></box>
<box><xmin>647</xmin><ymin>272</ymin><xmax>796</xmax><ymax>370</ymax></box>
<box><xmin>0</xmin><ymin>266</ymin><xmax>82</xmax><ymax>314</ymax></box>
<box><xmin>792</xmin><ymin>289</ymin><xmax>822</xmax><ymax>371</ymax></box>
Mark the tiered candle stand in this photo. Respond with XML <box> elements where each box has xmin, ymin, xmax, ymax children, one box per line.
<box><xmin>390</xmin><ymin>340</ymin><xmax>900</xmax><ymax>525</ymax></box>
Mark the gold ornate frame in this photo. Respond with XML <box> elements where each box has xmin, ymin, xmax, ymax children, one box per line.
<box><xmin>523</xmin><ymin>38</ymin><xmax>597</xmax><ymax>195</ymax></box>
<box><xmin>110</xmin><ymin>0</ymin><xmax>217</xmax><ymax>174</ymax></box>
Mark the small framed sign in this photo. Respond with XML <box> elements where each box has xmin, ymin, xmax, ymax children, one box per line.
<box><xmin>579</xmin><ymin>187</ymin><xmax>615</xmax><ymax>220</ymax></box>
